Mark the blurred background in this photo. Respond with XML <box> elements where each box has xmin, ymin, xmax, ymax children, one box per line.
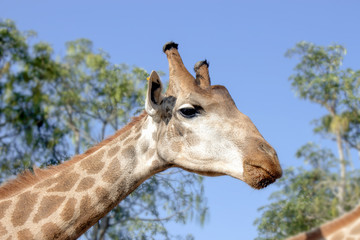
<box><xmin>1</xmin><ymin>1</ymin><xmax>360</xmax><ymax>239</ymax></box>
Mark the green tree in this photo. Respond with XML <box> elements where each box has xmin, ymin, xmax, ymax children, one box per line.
<box><xmin>285</xmin><ymin>41</ymin><xmax>360</xmax><ymax>213</ymax></box>
<box><xmin>254</xmin><ymin>42</ymin><xmax>360</xmax><ymax>239</ymax></box>
<box><xmin>0</xmin><ymin>19</ymin><xmax>207</xmax><ymax>239</ymax></box>
<box><xmin>0</xmin><ymin>19</ymin><xmax>67</xmax><ymax>178</ymax></box>
<box><xmin>341</xmin><ymin>69</ymin><xmax>360</xmax><ymax>154</ymax></box>
<box><xmin>254</xmin><ymin>143</ymin><xmax>360</xmax><ymax>239</ymax></box>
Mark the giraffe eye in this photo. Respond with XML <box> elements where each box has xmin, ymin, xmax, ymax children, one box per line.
<box><xmin>179</xmin><ymin>108</ymin><xmax>197</xmax><ymax>118</ymax></box>
<box><xmin>178</xmin><ymin>105</ymin><xmax>202</xmax><ymax>119</ymax></box>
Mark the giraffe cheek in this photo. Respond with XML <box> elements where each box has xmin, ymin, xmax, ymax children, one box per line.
<box><xmin>156</xmin><ymin>129</ymin><xmax>178</xmax><ymax>163</ymax></box>
<box><xmin>157</xmin><ymin>138</ymin><xmax>176</xmax><ymax>163</ymax></box>
<box><xmin>158</xmin><ymin>147</ymin><xmax>178</xmax><ymax>163</ymax></box>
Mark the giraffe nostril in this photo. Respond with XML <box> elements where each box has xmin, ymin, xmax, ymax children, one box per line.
<box><xmin>259</xmin><ymin>142</ymin><xmax>278</xmax><ymax>160</ymax></box>
<box><xmin>259</xmin><ymin>143</ymin><xmax>271</xmax><ymax>155</ymax></box>
<box><xmin>258</xmin><ymin>143</ymin><xmax>282</xmax><ymax>178</ymax></box>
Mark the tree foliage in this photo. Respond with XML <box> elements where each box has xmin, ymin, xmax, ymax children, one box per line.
<box><xmin>254</xmin><ymin>143</ymin><xmax>360</xmax><ymax>239</ymax></box>
<box><xmin>0</xmin><ymin>19</ymin><xmax>66</xmax><ymax>176</ymax></box>
<box><xmin>285</xmin><ymin>41</ymin><xmax>360</xmax><ymax>153</ymax></box>
<box><xmin>0</xmin><ymin>19</ymin><xmax>207</xmax><ymax>239</ymax></box>
<box><xmin>255</xmin><ymin>42</ymin><xmax>360</xmax><ymax>239</ymax></box>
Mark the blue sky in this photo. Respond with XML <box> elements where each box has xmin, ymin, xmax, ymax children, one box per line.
<box><xmin>1</xmin><ymin>1</ymin><xmax>360</xmax><ymax>239</ymax></box>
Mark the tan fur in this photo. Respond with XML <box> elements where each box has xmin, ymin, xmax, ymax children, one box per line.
<box><xmin>0</xmin><ymin>113</ymin><xmax>147</xmax><ymax>200</ymax></box>
<box><xmin>102</xmin><ymin>157</ymin><xmax>121</xmax><ymax>184</ymax></box>
<box><xmin>47</xmin><ymin>172</ymin><xmax>80</xmax><ymax>192</ymax></box>
<box><xmin>0</xmin><ymin>222</ymin><xmax>8</xmax><ymax>236</ymax></box>
<box><xmin>17</xmin><ymin>229</ymin><xmax>33</xmax><ymax>239</ymax></box>
<box><xmin>33</xmin><ymin>195</ymin><xmax>66</xmax><ymax>223</ymax></box>
<box><xmin>60</xmin><ymin>198</ymin><xmax>76</xmax><ymax>221</ymax></box>
<box><xmin>41</xmin><ymin>222</ymin><xmax>61</xmax><ymax>239</ymax></box>
<box><xmin>76</xmin><ymin>177</ymin><xmax>96</xmax><ymax>192</ymax></box>
<box><xmin>12</xmin><ymin>191</ymin><xmax>38</xmax><ymax>226</ymax></box>
<box><xmin>0</xmin><ymin>200</ymin><xmax>11</xmax><ymax>219</ymax></box>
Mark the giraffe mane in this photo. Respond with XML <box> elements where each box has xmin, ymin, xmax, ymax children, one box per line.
<box><xmin>0</xmin><ymin>112</ymin><xmax>148</xmax><ymax>200</ymax></box>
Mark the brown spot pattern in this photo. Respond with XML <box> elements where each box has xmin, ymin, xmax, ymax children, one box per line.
<box><xmin>12</xmin><ymin>191</ymin><xmax>38</xmax><ymax>227</ymax></box>
<box><xmin>61</xmin><ymin>198</ymin><xmax>77</xmax><ymax>222</ymax></box>
<box><xmin>0</xmin><ymin>200</ymin><xmax>11</xmax><ymax>219</ymax></box>
<box><xmin>134</xmin><ymin>133</ymin><xmax>141</xmax><ymax>140</ymax></box>
<box><xmin>151</xmin><ymin>160</ymin><xmax>161</xmax><ymax>169</ymax></box>
<box><xmin>102</xmin><ymin>157</ymin><xmax>121</xmax><ymax>184</ymax></box>
<box><xmin>80</xmin><ymin>149</ymin><xmax>105</xmax><ymax>174</ymax></box>
<box><xmin>350</xmin><ymin>223</ymin><xmax>360</xmax><ymax>234</ymax></box>
<box><xmin>134</xmin><ymin>124</ymin><xmax>142</xmax><ymax>133</ymax></box>
<box><xmin>108</xmin><ymin>145</ymin><xmax>120</xmax><ymax>158</ymax></box>
<box><xmin>33</xmin><ymin>195</ymin><xmax>66</xmax><ymax>223</ymax></box>
<box><xmin>95</xmin><ymin>187</ymin><xmax>108</xmax><ymax>200</ymax></box>
<box><xmin>0</xmin><ymin>222</ymin><xmax>7</xmax><ymax>236</ymax></box>
<box><xmin>74</xmin><ymin>218</ymin><xmax>96</xmax><ymax>238</ymax></box>
<box><xmin>35</xmin><ymin>176</ymin><xmax>59</xmax><ymax>189</ymax></box>
<box><xmin>47</xmin><ymin>172</ymin><xmax>80</xmax><ymax>192</ymax></box>
<box><xmin>41</xmin><ymin>222</ymin><xmax>61</xmax><ymax>239</ymax></box>
<box><xmin>147</xmin><ymin>148</ymin><xmax>156</xmax><ymax>159</ymax></box>
<box><xmin>76</xmin><ymin>177</ymin><xmax>96</xmax><ymax>192</ymax></box>
<box><xmin>119</xmin><ymin>130</ymin><xmax>132</xmax><ymax>141</ymax></box>
<box><xmin>80</xmin><ymin>195</ymin><xmax>92</xmax><ymax>216</ymax></box>
<box><xmin>122</xmin><ymin>146</ymin><xmax>136</xmax><ymax>163</ymax></box>
<box><xmin>123</xmin><ymin>137</ymin><xmax>133</xmax><ymax>146</ymax></box>
<box><xmin>173</xmin><ymin>122</ymin><xmax>185</xmax><ymax>137</ymax></box>
<box><xmin>140</xmin><ymin>141</ymin><xmax>149</xmax><ymax>154</ymax></box>
<box><xmin>95</xmin><ymin>187</ymin><xmax>112</xmax><ymax>207</ymax></box>
<box><xmin>171</xmin><ymin>141</ymin><xmax>182</xmax><ymax>152</ymax></box>
<box><xmin>17</xmin><ymin>229</ymin><xmax>34</xmax><ymax>240</ymax></box>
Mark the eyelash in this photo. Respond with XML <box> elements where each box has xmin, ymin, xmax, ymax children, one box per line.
<box><xmin>178</xmin><ymin>106</ymin><xmax>203</xmax><ymax>118</ymax></box>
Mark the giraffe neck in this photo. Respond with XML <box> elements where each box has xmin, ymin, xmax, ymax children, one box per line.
<box><xmin>287</xmin><ymin>204</ymin><xmax>360</xmax><ymax>240</ymax></box>
<box><xmin>0</xmin><ymin>113</ymin><xmax>169</xmax><ymax>239</ymax></box>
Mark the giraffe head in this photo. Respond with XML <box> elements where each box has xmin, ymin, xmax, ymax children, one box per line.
<box><xmin>145</xmin><ymin>42</ymin><xmax>282</xmax><ymax>189</ymax></box>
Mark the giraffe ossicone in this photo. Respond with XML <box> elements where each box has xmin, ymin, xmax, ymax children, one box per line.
<box><xmin>0</xmin><ymin>42</ymin><xmax>282</xmax><ymax>239</ymax></box>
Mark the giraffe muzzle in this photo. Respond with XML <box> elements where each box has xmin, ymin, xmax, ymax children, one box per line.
<box><xmin>242</xmin><ymin>139</ymin><xmax>282</xmax><ymax>189</ymax></box>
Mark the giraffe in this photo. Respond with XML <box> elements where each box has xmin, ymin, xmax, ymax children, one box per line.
<box><xmin>287</xmin><ymin>204</ymin><xmax>360</xmax><ymax>240</ymax></box>
<box><xmin>0</xmin><ymin>42</ymin><xmax>282</xmax><ymax>239</ymax></box>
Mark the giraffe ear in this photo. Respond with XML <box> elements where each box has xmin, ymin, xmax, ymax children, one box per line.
<box><xmin>145</xmin><ymin>71</ymin><xmax>163</xmax><ymax>117</ymax></box>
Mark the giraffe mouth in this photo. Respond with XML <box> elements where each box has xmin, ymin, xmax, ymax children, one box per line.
<box><xmin>177</xmin><ymin>166</ymin><xmax>225</xmax><ymax>177</ymax></box>
<box><xmin>243</xmin><ymin>163</ymin><xmax>277</xmax><ymax>190</ymax></box>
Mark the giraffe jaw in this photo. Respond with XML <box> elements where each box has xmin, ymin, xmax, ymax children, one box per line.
<box><xmin>178</xmin><ymin>164</ymin><xmax>277</xmax><ymax>189</ymax></box>
<box><xmin>177</xmin><ymin>166</ymin><xmax>225</xmax><ymax>177</ymax></box>
<box><xmin>242</xmin><ymin>163</ymin><xmax>278</xmax><ymax>190</ymax></box>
